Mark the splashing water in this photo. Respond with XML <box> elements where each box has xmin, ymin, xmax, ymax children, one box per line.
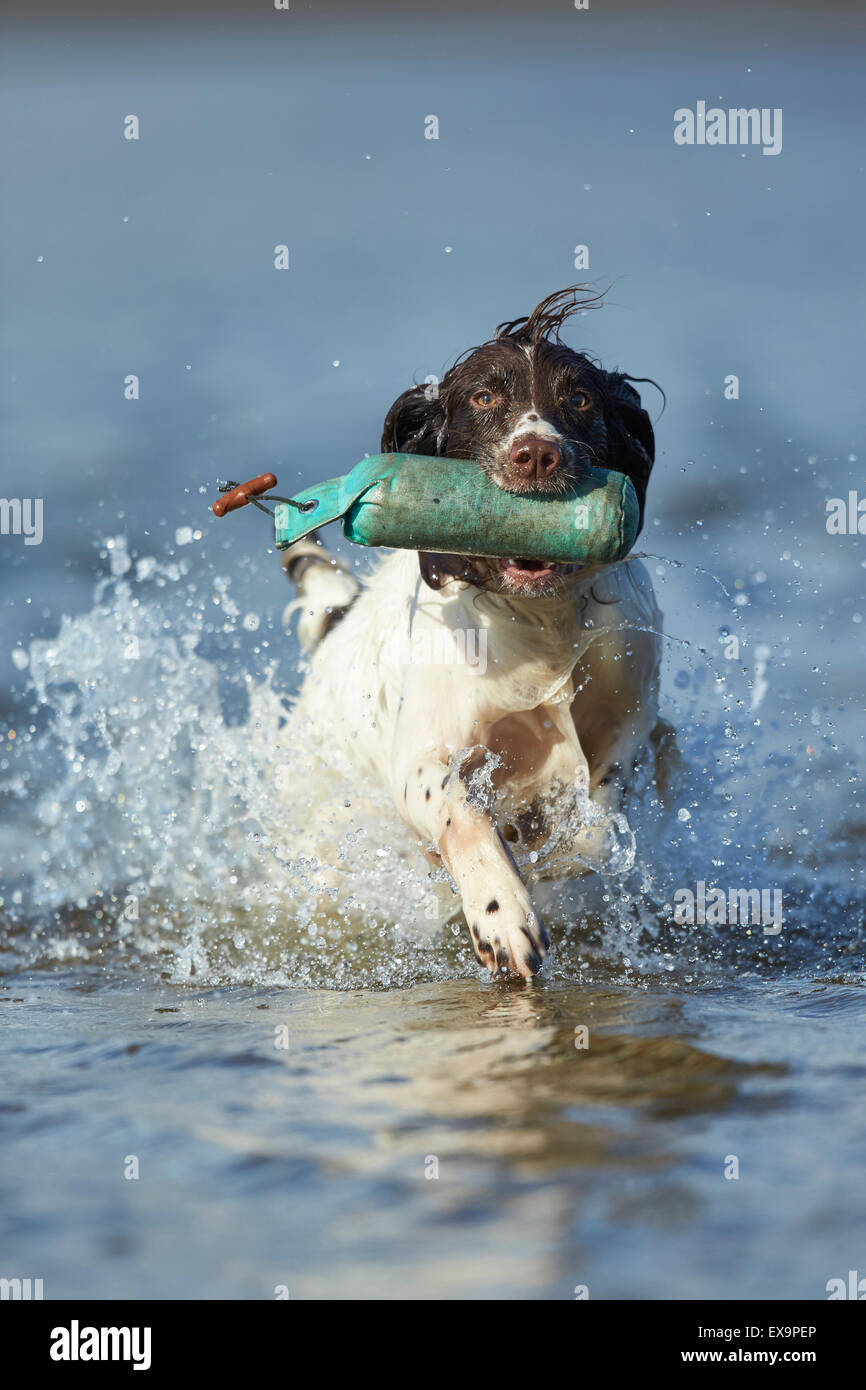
<box><xmin>1</xmin><ymin>537</ymin><xmax>862</xmax><ymax>990</ymax></box>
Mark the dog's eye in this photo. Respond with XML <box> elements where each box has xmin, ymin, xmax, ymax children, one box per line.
<box><xmin>470</xmin><ymin>390</ymin><xmax>499</xmax><ymax>409</ymax></box>
<box><xmin>571</xmin><ymin>391</ymin><xmax>592</xmax><ymax>411</ymax></box>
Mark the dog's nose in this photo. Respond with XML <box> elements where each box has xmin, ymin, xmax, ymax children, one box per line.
<box><xmin>509</xmin><ymin>434</ymin><xmax>562</xmax><ymax>480</ymax></box>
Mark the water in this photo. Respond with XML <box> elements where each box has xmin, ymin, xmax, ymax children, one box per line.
<box><xmin>3</xmin><ymin>971</ymin><xmax>864</xmax><ymax>1301</ymax></box>
<box><xmin>1</xmin><ymin>9</ymin><xmax>865</xmax><ymax>1299</ymax></box>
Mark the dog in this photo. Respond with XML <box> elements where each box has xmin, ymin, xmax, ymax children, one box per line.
<box><xmin>283</xmin><ymin>288</ymin><xmax>675</xmax><ymax>978</ymax></box>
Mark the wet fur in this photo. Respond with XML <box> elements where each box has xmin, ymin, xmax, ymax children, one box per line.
<box><xmin>285</xmin><ymin>288</ymin><xmax>673</xmax><ymax>978</ymax></box>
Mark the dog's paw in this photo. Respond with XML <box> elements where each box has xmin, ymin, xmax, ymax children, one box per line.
<box><xmin>465</xmin><ymin>888</ymin><xmax>549</xmax><ymax>979</ymax></box>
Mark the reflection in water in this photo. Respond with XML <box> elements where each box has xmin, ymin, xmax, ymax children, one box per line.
<box><xmin>293</xmin><ymin>981</ymin><xmax>772</xmax><ymax>1178</ymax></box>
<box><xmin>0</xmin><ymin>964</ymin><xmax>862</xmax><ymax>1300</ymax></box>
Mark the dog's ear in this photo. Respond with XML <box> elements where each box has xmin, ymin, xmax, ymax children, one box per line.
<box><xmin>381</xmin><ymin>386</ymin><xmax>452</xmax><ymax>591</ymax></box>
<box><xmin>381</xmin><ymin>384</ymin><xmax>445</xmax><ymax>455</ymax></box>
<box><xmin>602</xmin><ymin>372</ymin><xmax>656</xmax><ymax>536</ymax></box>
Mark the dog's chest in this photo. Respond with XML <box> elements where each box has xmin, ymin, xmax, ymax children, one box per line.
<box><xmin>387</xmin><ymin>579</ymin><xmax>593</xmax><ymax>787</ymax></box>
<box><xmin>479</xmin><ymin>700</ymin><xmax>585</xmax><ymax>798</ymax></box>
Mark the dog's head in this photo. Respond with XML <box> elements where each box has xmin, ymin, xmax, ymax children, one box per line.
<box><xmin>381</xmin><ymin>286</ymin><xmax>658</xmax><ymax>597</ymax></box>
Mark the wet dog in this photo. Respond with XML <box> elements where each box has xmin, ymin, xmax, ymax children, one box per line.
<box><xmin>284</xmin><ymin>288</ymin><xmax>675</xmax><ymax>978</ymax></box>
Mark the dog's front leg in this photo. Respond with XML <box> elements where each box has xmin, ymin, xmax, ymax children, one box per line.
<box><xmin>403</xmin><ymin>754</ymin><xmax>549</xmax><ymax>979</ymax></box>
<box><xmin>443</xmin><ymin>801</ymin><xmax>550</xmax><ymax>978</ymax></box>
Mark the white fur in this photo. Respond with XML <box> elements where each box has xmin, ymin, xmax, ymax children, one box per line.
<box><xmin>506</xmin><ymin>410</ymin><xmax>563</xmax><ymax>445</ymax></box>
<box><xmin>287</xmin><ymin>548</ymin><xmax>664</xmax><ymax>976</ymax></box>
